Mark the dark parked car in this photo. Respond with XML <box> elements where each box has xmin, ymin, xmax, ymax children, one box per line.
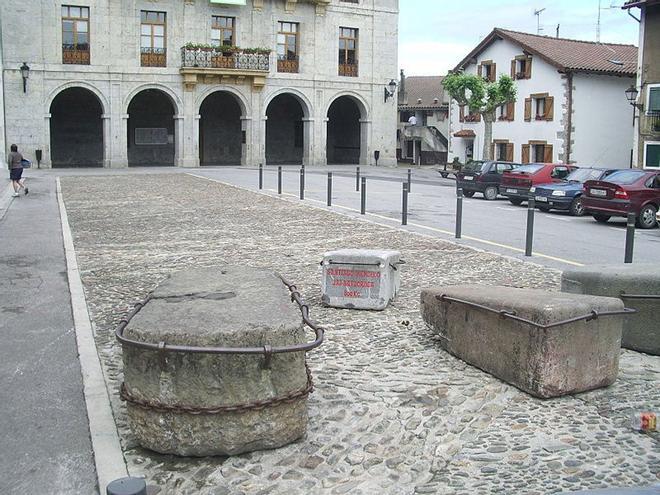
<box><xmin>530</xmin><ymin>167</ymin><xmax>618</xmax><ymax>216</ymax></box>
<box><xmin>500</xmin><ymin>163</ymin><xmax>577</xmax><ymax>205</ymax></box>
<box><xmin>456</xmin><ymin>160</ymin><xmax>522</xmax><ymax>200</ymax></box>
<box><xmin>582</xmin><ymin>169</ymin><xmax>660</xmax><ymax>229</ymax></box>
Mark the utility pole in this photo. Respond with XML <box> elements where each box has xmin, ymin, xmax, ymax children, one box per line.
<box><xmin>534</xmin><ymin>8</ymin><xmax>546</xmax><ymax>35</ymax></box>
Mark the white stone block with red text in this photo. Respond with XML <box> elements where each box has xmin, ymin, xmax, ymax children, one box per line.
<box><xmin>321</xmin><ymin>249</ymin><xmax>401</xmax><ymax>310</ymax></box>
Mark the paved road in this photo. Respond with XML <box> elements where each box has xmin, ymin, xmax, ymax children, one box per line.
<box><xmin>193</xmin><ymin>165</ymin><xmax>660</xmax><ymax>271</ymax></box>
<box><xmin>0</xmin><ymin>178</ymin><xmax>97</xmax><ymax>494</ymax></box>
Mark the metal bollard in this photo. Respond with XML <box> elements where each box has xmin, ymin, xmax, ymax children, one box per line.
<box><xmin>327</xmin><ymin>172</ymin><xmax>332</xmax><ymax>206</ymax></box>
<box><xmin>360</xmin><ymin>176</ymin><xmax>366</xmax><ymax>214</ymax></box>
<box><xmin>106</xmin><ymin>477</ymin><xmax>147</xmax><ymax>495</ymax></box>
<box><xmin>525</xmin><ymin>195</ymin><xmax>535</xmax><ymax>257</ymax></box>
<box><xmin>301</xmin><ymin>164</ymin><xmax>306</xmax><ymax>190</ymax></box>
<box><xmin>402</xmin><ymin>182</ymin><xmax>409</xmax><ymax>225</ymax></box>
<box><xmin>356</xmin><ymin>166</ymin><xmax>361</xmax><ymax>192</ymax></box>
<box><xmin>277</xmin><ymin>166</ymin><xmax>282</xmax><ymax>195</ymax></box>
<box><xmin>455</xmin><ymin>187</ymin><xmax>463</xmax><ymax>239</ymax></box>
<box><xmin>407</xmin><ymin>168</ymin><xmax>412</xmax><ymax>193</ymax></box>
<box><xmin>258</xmin><ymin>163</ymin><xmax>263</xmax><ymax>190</ymax></box>
<box><xmin>299</xmin><ymin>167</ymin><xmax>304</xmax><ymax>200</ymax></box>
<box><xmin>624</xmin><ymin>212</ymin><xmax>635</xmax><ymax>263</ymax></box>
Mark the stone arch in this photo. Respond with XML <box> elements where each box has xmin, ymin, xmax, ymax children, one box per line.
<box><xmin>46</xmin><ymin>81</ymin><xmax>108</xmax><ymax>115</ymax></box>
<box><xmin>198</xmin><ymin>90</ymin><xmax>246</xmax><ymax>166</ymax></box>
<box><xmin>326</xmin><ymin>93</ymin><xmax>369</xmax><ymax>165</ymax></box>
<box><xmin>196</xmin><ymin>86</ymin><xmax>250</xmax><ymax>117</ymax></box>
<box><xmin>123</xmin><ymin>83</ymin><xmax>182</xmax><ymax>116</ymax></box>
<box><xmin>263</xmin><ymin>88</ymin><xmax>312</xmax><ymax>119</ymax></box>
<box><xmin>126</xmin><ymin>88</ymin><xmax>177</xmax><ymax>166</ymax></box>
<box><xmin>264</xmin><ymin>91</ymin><xmax>312</xmax><ymax>165</ymax></box>
<box><xmin>48</xmin><ymin>85</ymin><xmax>106</xmax><ymax>167</ymax></box>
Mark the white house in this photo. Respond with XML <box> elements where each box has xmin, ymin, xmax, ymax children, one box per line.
<box><xmin>0</xmin><ymin>0</ymin><xmax>399</xmax><ymax>169</ymax></box>
<box><xmin>396</xmin><ymin>71</ymin><xmax>449</xmax><ymax>165</ymax></box>
<box><xmin>448</xmin><ymin>28</ymin><xmax>638</xmax><ymax>168</ymax></box>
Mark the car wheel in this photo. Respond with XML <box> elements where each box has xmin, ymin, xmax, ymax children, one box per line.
<box><xmin>509</xmin><ymin>198</ymin><xmax>523</xmax><ymax>206</ymax></box>
<box><xmin>636</xmin><ymin>204</ymin><xmax>658</xmax><ymax>229</ymax></box>
<box><xmin>483</xmin><ymin>186</ymin><xmax>498</xmax><ymax>201</ymax></box>
<box><xmin>569</xmin><ymin>197</ymin><xmax>585</xmax><ymax>216</ymax></box>
<box><xmin>593</xmin><ymin>214</ymin><xmax>611</xmax><ymax>224</ymax></box>
<box><xmin>462</xmin><ymin>190</ymin><xmax>475</xmax><ymax>198</ymax></box>
<box><xmin>538</xmin><ymin>205</ymin><xmax>551</xmax><ymax>212</ymax></box>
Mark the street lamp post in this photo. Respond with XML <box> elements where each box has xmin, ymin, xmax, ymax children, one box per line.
<box><xmin>625</xmin><ymin>84</ymin><xmax>641</xmax><ymax>126</ymax></box>
<box><xmin>384</xmin><ymin>79</ymin><xmax>397</xmax><ymax>103</ymax></box>
<box><xmin>20</xmin><ymin>62</ymin><xmax>30</xmax><ymax>93</ymax></box>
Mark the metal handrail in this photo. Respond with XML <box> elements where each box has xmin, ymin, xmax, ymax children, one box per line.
<box><xmin>619</xmin><ymin>292</ymin><xmax>660</xmax><ymax>300</ymax></box>
<box><xmin>115</xmin><ymin>275</ymin><xmax>324</xmax><ymax>357</ymax></box>
<box><xmin>436</xmin><ymin>294</ymin><xmax>636</xmax><ymax>330</ymax></box>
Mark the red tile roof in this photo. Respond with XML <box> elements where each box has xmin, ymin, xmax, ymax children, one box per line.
<box><xmin>454</xmin><ymin>28</ymin><xmax>638</xmax><ymax>77</ymax></box>
<box><xmin>399</xmin><ymin>76</ymin><xmax>447</xmax><ymax>110</ymax></box>
<box><xmin>622</xmin><ymin>0</ymin><xmax>660</xmax><ymax>7</ymax></box>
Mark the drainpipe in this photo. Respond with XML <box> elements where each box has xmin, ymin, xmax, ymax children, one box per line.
<box><xmin>565</xmin><ymin>72</ymin><xmax>573</xmax><ymax>164</ymax></box>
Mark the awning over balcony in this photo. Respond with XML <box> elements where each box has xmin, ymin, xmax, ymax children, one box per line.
<box><xmin>453</xmin><ymin>129</ymin><xmax>476</xmax><ymax>138</ymax></box>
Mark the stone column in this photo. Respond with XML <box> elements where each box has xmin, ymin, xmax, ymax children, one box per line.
<box><xmin>193</xmin><ymin>114</ymin><xmax>201</xmax><ymax>166</ymax></box>
<box><xmin>258</xmin><ymin>116</ymin><xmax>267</xmax><ymax>166</ymax></box>
<box><xmin>302</xmin><ymin>118</ymin><xmax>314</xmax><ymax>166</ymax></box>
<box><xmin>241</xmin><ymin>117</ymin><xmax>252</xmax><ymax>166</ymax></box>
<box><xmin>174</xmin><ymin>115</ymin><xmax>186</xmax><ymax>167</ymax></box>
<box><xmin>359</xmin><ymin>119</ymin><xmax>372</xmax><ymax>165</ymax></box>
<box><xmin>115</xmin><ymin>114</ymin><xmax>129</xmax><ymax>168</ymax></box>
<box><xmin>181</xmin><ymin>90</ymin><xmax>199</xmax><ymax>168</ymax></box>
<box><xmin>42</xmin><ymin>113</ymin><xmax>52</xmax><ymax>168</ymax></box>
<box><xmin>101</xmin><ymin>114</ymin><xmax>112</xmax><ymax>168</ymax></box>
<box><xmin>317</xmin><ymin>118</ymin><xmax>329</xmax><ymax>166</ymax></box>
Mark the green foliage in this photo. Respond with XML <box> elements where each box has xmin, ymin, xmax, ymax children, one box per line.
<box><xmin>442</xmin><ymin>72</ymin><xmax>517</xmax><ymax>115</ymax></box>
<box><xmin>182</xmin><ymin>43</ymin><xmax>271</xmax><ymax>55</ymax></box>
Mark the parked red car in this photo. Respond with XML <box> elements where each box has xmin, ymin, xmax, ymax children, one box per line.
<box><xmin>582</xmin><ymin>169</ymin><xmax>660</xmax><ymax>229</ymax></box>
<box><xmin>500</xmin><ymin>163</ymin><xmax>577</xmax><ymax>205</ymax></box>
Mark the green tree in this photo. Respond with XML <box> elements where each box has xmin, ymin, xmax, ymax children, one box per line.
<box><xmin>442</xmin><ymin>73</ymin><xmax>517</xmax><ymax>161</ymax></box>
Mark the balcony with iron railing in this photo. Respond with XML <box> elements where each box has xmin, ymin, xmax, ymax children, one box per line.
<box><xmin>643</xmin><ymin>111</ymin><xmax>660</xmax><ymax>135</ymax></box>
<box><xmin>141</xmin><ymin>47</ymin><xmax>166</xmax><ymax>67</ymax></box>
<box><xmin>180</xmin><ymin>45</ymin><xmax>270</xmax><ymax>90</ymax></box>
<box><xmin>62</xmin><ymin>44</ymin><xmax>90</xmax><ymax>65</ymax></box>
<box><xmin>339</xmin><ymin>63</ymin><xmax>358</xmax><ymax>77</ymax></box>
<box><xmin>277</xmin><ymin>57</ymin><xmax>299</xmax><ymax>73</ymax></box>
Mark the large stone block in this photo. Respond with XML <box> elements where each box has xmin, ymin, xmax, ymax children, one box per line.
<box><xmin>560</xmin><ymin>485</ymin><xmax>660</xmax><ymax>494</ymax></box>
<box><xmin>121</xmin><ymin>266</ymin><xmax>309</xmax><ymax>456</ymax></box>
<box><xmin>421</xmin><ymin>285</ymin><xmax>624</xmax><ymax>398</ymax></box>
<box><xmin>321</xmin><ymin>249</ymin><xmax>401</xmax><ymax>310</ymax></box>
<box><xmin>562</xmin><ymin>263</ymin><xmax>660</xmax><ymax>355</ymax></box>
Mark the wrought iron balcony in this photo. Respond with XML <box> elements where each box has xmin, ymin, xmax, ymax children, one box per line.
<box><xmin>141</xmin><ymin>47</ymin><xmax>166</xmax><ymax>67</ymax></box>
<box><xmin>277</xmin><ymin>57</ymin><xmax>299</xmax><ymax>73</ymax></box>
<box><xmin>339</xmin><ymin>63</ymin><xmax>358</xmax><ymax>77</ymax></box>
<box><xmin>180</xmin><ymin>46</ymin><xmax>270</xmax><ymax>90</ymax></box>
<box><xmin>644</xmin><ymin>111</ymin><xmax>660</xmax><ymax>134</ymax></box>
<box><xmin>62</xmin><ymin>44</ymin><xmax>90</xmax><ymax>65</ymax></box>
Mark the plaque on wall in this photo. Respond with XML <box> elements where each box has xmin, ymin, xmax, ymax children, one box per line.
<box><xmin>135</xmin><ymin>127</ymin><xmax>169</xmax><ymax>145</ymax></box>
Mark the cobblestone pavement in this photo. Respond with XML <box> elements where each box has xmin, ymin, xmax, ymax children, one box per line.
<box><xmin>60</xmin><ymin>173</ymin><xmax>659</xmax><ymax>495</ymax></box>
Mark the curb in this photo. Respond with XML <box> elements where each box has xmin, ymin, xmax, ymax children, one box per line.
<box><xmin>0</xmin><ymin>181</ymin><xmax>15</xmax><ymax>221</ymax></box>
<box><xmin>56</xmin><ymin>178</ymin><xmax>128</xmax><ymax>493</ymax></box>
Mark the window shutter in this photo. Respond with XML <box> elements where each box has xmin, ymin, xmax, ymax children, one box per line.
<box><xmin>491</xmin><ymin>63</ymin><xmax>497</xmax><ymax>82</ymax></box>
<box><xmin>543</xmin><ymin>144</ymin><xmax>554</xmax><ymax>163</ymax></box>
<box><xmin>507</xmin><ymin>100</ymin><xmax>515</xmax><ymax>121</ymax></box>
<box><xmin>524</xmin><ymin>98</ymin><xmax>532</xmax><ymax>121</ymax></box>
<box><xmin>477</xmin><ymin>64</ymin><xmax>482</xmax><ymax>78</ymax></box>
<box><xmin>506</xmin><ymin>143</ymin><xmax>514</xmax><ymax>162</ymax></box>
<box><xmin>522</xmin><ymin>144</ymin><xmax>530</xmax><ymax>164</ymax></box>
<box><xmin>525</xmin><ymin>57</ymin><xmax>532</xmax><ymax>78</ymax></box>
<box><xmin>459</xmin><ymin>105</ymin><xmax>465</xmax><ymax>123</ymax></box>
<box><xmin>544</xmin><ymin>96</ymin><xmax>554</xmax><ymax>121</ymax></box>
<box><xmin>475</xmin><ymin>112</ymin><xmax>481</xmax><ymax>123</ymax></box>
<box><xmin>510</xmin><ymin>59</ymin><xmax>516</xmax><ymax>78</ymax></box>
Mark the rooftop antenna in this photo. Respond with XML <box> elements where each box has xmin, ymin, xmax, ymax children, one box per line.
<box><xmin>534</xmin><ymin>8</ymin><xmax>546</xmax><ymax>35</ymax></box>
<box><xmin>556</xmin><ymin>24</ymin><xmax>560</xmax><ymax>38</ymax></box>
<box><xmin>598</xmin><ymin>1</ymin><xmax>624</xmax><ymax>42</ymax></box>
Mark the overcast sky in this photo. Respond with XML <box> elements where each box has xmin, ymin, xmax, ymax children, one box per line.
<box><xmin>399</xmin><ymin>0</ymin><xmax>640</xmax><ymax>76</ymax></box>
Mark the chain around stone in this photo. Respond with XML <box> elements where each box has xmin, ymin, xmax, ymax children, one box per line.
<box><xmin>120</xmin><ymin>362</ymin><xmax>314</xmax><ymax>415</ymax></box>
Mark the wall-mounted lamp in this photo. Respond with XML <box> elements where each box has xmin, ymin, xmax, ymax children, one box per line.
<box><xmin>20</xmin><ymin>62</ymin><xmax>30</xmax><ymax>93</ymax></box>
<box><xmin>625</xmin><ymin>84</ymin><xmax>643</xmax><ymax>125</ymax></box>
<box><xmin>384</xmin><ymin>79</ymin><xmax>397</xmax><ymax>103</ymax></box>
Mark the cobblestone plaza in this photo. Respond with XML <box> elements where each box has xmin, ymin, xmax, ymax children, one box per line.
<box><xmin>57</xmin><ymin>173</ymin><xmax>659</xmax><ymax>494</ymax></box>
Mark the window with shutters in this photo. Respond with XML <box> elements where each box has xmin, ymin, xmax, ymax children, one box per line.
<box><xmin>644</xmin><ymin>142</ymin><xmax>660</xmax><ymax>169</ymax></box>
<box><xmin>460</xmin><ymin>105</ymin><xmax>481</xmax><ymax>123</ymax></box>
<box><xmin>497</xmin><ymin>101</ymin><xmax>515</xmax><ymax>121</ymax></box>
<box><xmin>140</xmin><ymin>11</ymin><xmax>166</xmax><ymax>67</ymax></box>
<box><xmin>211</xmin><ymin>16</ymin><xmax>235</xmax><ymax>47</ymax></box>
<box><xmin>524</xmin><ymin>93</ymin><xmax>553</xmax><ymax>121</ymax></box>
<box><xmin>62</xmin><ymin>6</ymin><xmax>90</xmax><ymax>65</ymax></box>
<box><xmin>496</xmin><ymin>142</ymin><xmax>508</xmax><ymax>161</ymax></box>
<box><xmin>338</xmin><ymin>27</ymin><xmax>358</xmax><ymax>77</ymax></box>
<box><xmin>511</xmin><ymin>55</ymin><xmax>532</xmax><ymax>80</ymax></box>
<box><xmin>478</xmin><ymin>60</ymin><xmax>496</xmax><ymax>82</ymax></box>
<box><xmin>647</xmin><ymin>85</ymin><xmax>660</xmax><ymax>113</ymax></box>
<box><xmin>492</xmin><ymin>141</ymin><xmax>514</xmax><ymax>162</ymax></box>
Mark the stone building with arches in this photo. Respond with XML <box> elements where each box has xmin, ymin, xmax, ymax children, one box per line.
<box><xmin>0</xmin><ymin>0</ymin><xmax>399</xmax><ymax>169</ymax></box>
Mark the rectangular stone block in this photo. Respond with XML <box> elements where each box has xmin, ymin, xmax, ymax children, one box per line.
<box><xmin>321</xmin><ymin>249</ymin><xmax>401</xmax><ymax>310</ymax></box>
<box><xmin>420</xmin><ymin>285</ymin><xmax>625</xmax><ymax>398</ymax></box>
<box><xmin>562</xmin><ymin>263</ymin><xmax>660</xmax><ymax>355</ymax></box>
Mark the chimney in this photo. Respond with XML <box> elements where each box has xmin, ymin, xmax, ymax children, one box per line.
<box><xmin>399</xmin><ymin>69</ymin><xmax>406</xmax><ymax>105</ymax></box>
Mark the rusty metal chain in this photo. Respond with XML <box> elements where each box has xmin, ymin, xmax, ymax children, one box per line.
<box><xmin>120</xmin><ymin>362</ymin><xmax>314</xmax><ymax>415</ymax></box>
<box><xmin>436</xmin><ymin>294</ymin><xmax>636</xmax><ymax>330</ymax></box>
